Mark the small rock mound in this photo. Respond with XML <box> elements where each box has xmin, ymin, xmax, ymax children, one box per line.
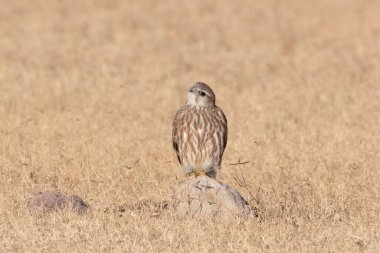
<box><xmin>27</xmin><ymin>191</ymin><xmax>88</xmax><ymax>215</ymax></box>
<box><xmin>173</xmin><ymin>176</ymin><xmax>251</xmax><ymax>219</ymax></box>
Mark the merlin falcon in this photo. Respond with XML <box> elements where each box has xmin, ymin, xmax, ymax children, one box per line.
<box><xmin>172</xmin><ymin>82</ymin><xmax>228</xmax><ymax>178</ymax></box>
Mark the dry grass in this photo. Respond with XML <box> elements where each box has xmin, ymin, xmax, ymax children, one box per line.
<box><xmin>0</xmin><ymin>0</ymin><xmax>379</xmax><ymax>252</ymax></box>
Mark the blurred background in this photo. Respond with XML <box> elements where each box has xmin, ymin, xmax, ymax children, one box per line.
<box><xmin>0</xmin><ymin>0</ymin><xmax>379</xmax><ymax>251</ymax></box>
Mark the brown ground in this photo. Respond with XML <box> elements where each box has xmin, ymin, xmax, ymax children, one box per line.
<box><xmin>0</xmin><ymin>0</ymin><xmax>379</xmax><ymax>252</ymax></box>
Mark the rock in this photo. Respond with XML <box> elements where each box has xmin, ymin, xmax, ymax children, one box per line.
<box><xmin>27</xmin><ymin>192</ymin><xmax>67</xmax><ymax>211</ymax></box>
<box><xmin>173</xmin><ymin>176</ymin><xmax>251</xmax><ymax>219</ymax></box>
<box><xmin>66</xmin><ymin>194</ymin><xmax>88</xmax><ymax>215</ymax></box>
<box><xmin>27</xmin><ymin>191</ymin><xmax>88</xmax><ymax>215</ymax></box>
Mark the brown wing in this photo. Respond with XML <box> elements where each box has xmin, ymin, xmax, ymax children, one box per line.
<box><xmin>221</xmin><ymin>109</ymin><xmax>228</xmax><ymax>153</ymax></box>
<box><xmin>172</xmin><ymin>106</ymin><xmax>186</xmax><ymax>165</ymax></box>
<box><xmin>216</xmin><ymin>106</ymin><xmax>228</xmax><ymax>161</ymax></box>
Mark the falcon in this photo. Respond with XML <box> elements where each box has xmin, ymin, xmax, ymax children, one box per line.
<box><xmin>172</xmin><ymin>82</ymin><xmax>228</xmax><ymax>178</ymax></box>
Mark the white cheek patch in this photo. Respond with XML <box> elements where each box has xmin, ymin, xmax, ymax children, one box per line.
<box><xmin>186</xmin><ymin>92</ymin><xmax>197</xmax><ymax>105</ymax></box>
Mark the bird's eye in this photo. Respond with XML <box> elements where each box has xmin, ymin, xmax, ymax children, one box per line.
<box><xmin>199</xmin><ymin>91</ymin><xmax>206</xmax><ymax>96</ymax></box>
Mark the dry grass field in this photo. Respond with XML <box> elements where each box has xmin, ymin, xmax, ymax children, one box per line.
<box><xmin>1</xmin><ymin>0</ymin><xmax>380</xmax><ymax>252</ymax></box>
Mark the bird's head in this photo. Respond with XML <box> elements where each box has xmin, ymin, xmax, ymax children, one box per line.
<box><xmin>186</xmin><ymin>82</ymin><xmax>216</xmax><ymax>107</ymax></box>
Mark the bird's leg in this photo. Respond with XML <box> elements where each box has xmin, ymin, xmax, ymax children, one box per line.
<box><xmin>186</xmin><ymin>172</ymin><xmax>196</xmax><ymax>177</ymax></box>
<box><xmin>197</xmin><ymin>171</ymin><xmax>206</xmax><ymax>176</ymax></box>
<box><xmin>186</xmin><ymin>171</ymin><xmax>206</xmax><ymax>177</ymax></box>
